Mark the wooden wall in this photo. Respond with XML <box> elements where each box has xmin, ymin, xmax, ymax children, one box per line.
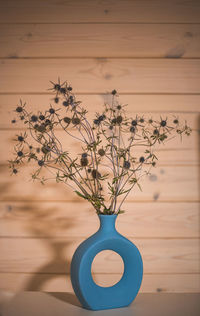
<box><xmin>0</xmin><ymin>0</ymin><xmax>199</xmax><ymax>293</ymax></box>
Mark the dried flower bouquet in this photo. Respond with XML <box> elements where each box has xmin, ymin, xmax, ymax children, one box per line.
<box><xmin>9</xmin><ymin>79</ymin><xmax>192</xmax><ymax>215</ymax></box>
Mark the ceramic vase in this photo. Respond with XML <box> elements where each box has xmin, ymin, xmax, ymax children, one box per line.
<box><xmin>70</xmin><ymin>214</ymin><xmax>143</xmax><ymax>310</ymax></box>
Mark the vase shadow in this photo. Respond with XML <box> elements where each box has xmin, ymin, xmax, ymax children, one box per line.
<box><xmin>6</xmin><ymin>201</ymin><xmax>86</xmax><ymax>293</ymax></box>
<box><xmin>48</xmin><ymin>292</ymin><xmax>81</xmax><ymax>307</ymax></box>
<box><xmin>24</xmin><ymin>239</ymin><xmax>71</xmax><ymax>291</ymax></box>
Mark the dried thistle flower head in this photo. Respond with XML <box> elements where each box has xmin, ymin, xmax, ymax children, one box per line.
<box><xmin>9</xmin><ymin>79</ymin><xmax>192</xmax><ymax>215</ymax></box>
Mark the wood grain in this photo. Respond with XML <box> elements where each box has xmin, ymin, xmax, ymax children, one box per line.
<box><xmin>0</xmin><ymin>164</ymin><xmax>199</xmax><ymax>202</ymax></box>
<box><xmin>0</xmin><ymin>0</ymin><xmax>199</xmax><ymax>23</ymax></box>
<box><xmin>0</xmin><ymin>201</ymin><xmax>199</xmax><ymax>238</ymax></box>
<box><xmin>0</xmin><ymin>24</ymin><xmax>199</xmax><ymax>58</ymax></box>
<box><xmin>0</xmin><ymin>273</ymin><xmax>199</xmax><ymax>293</ymax></box>
<box><xmin>0</xmin><ymin>237</ymin><xmax>199</xmax><ymax>274</ymax></box>
<box><xmin>0</xmin><ymin>59</ymin><xmax>200</xmax><ymax>93</ymax></box>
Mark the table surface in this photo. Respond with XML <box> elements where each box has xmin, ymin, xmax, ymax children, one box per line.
<box><xmin>0</xmin><ymin>292</ymin><xmax>200</xmax><ymax>316</ymax></box>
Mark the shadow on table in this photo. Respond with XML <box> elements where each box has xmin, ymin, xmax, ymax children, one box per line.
<box><xmin>48</xmin><ymin>292</ymin><xmax>81</xmax><ymax>307</ymax></box>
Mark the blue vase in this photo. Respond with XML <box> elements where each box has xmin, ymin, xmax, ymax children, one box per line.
<box><xmin>70</xmin><ymin>214</ymin><xmax>143</xmax><ymax>310</ymax></box>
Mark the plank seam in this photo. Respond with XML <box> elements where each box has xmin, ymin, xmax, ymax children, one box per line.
<box><xmin>1</xmin><ymin>57</ymin><xmax>200</xmax><ymax>60</ymax></box>
<box><xmin>0</xmin><ymin>22</ymin><xmax>200</xmax><ymax>25</ymax></box>
<box><xmin>0</xmin><ymin>272</ymin><xmax>199</xmax><ymax>275</ymax></box>
<box><xmin>1</xmin><ymin>92</ymin><xmax>200</xmax><ymax>96</ymax></box>
<box><xmin>0</xmin><ymin>236</ymin><xmax>199</xmax><ymax>240</ymax></box>
<box><xmin>0</xmin><ymin>200</ymin><xmax>199</xmax><ymax>203</ymax></box>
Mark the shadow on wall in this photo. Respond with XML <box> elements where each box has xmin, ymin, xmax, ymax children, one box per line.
<box><xmin>19</xmin><ymin>202</ymin><xmax>75</xmax><ymax>291</ymax></box>
<box><xmin>5</xmin><ymin>201</ymin><xmax>92</xmax><ymax>293</ymax></box>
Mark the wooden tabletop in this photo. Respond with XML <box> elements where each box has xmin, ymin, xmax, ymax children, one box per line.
<box><xmin>0</xmin><ymin>292</ymin><xmax>200</xmax><ymax>316</ymax></box>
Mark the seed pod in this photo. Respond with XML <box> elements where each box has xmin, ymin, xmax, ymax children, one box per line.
<box><xmin>60</xmin><ymin>87</ymin><xmax>66</xmax><ymax>94</ymax></box>
<box><xmin>54</xmin><ymin>84</ymin><xmax>61</xmax><ymax>91</ymax></box>
<box><xmin>81</xmin><ymin>158</ymin><xmax>88</xmax><ymax>167</ymax></box>
<box><xmin>82</xmin><ymin>153</ymin><xmax>87</xmax><ymax>158</ymax></box>
<box><xmin>37</xmin><ymin>124</ymin><xmax>46</xmax><ymax>133</ymax></box>
<box><xmin>45</xmin><ymin>119</ymin><xmax>51</xmax><ymax>125</ymax></box>
<box><xmin>98</xmin><ymin>149</ymin><xmax>105</xmax><ymax>156</ymax></box>
<box><xmin>98</xmin><ymin>115</ymin><xmax>104</xmax><ymax>121</ymax></box>
<box><xmin>116</xmin><ymin>115</ymin><xmax>123</xmax><ymax>124</ymax></box>
<box><xmin>160</xmin><ymin>120</ymin><xmax>167</xmax><ymax>127</ymax></box>
<box><xmin>130</xmin><ymin>126</ymin><xmax>135</xmax><ymax>133</ymax></box>
<box><xmin>18</xmin><ymin>136</ymin><xmax>24</xmax><ymax>142</ymax></box>
<box><xmin>63</xmin><ymin>101</ymin><xmax>69</xmax><ymax>107</ymax></box>
<box><xmin>16</xmin><ymin>106</ymin><xmax>23</xmax><ymax>113</ymax></box>
<box><xmin>38</xmin><ymin>160</ymin><xmax>44</xmax><ymax>166</ymax></box>
<box><xmin>92</xmin><ymin>169</ymin><xmax>101</xmax><ymax>179</ymax></box>
<box><xmin>31</xmin><ymin>115</ymin><xmax>38</xmax><ymax>122</ymax></box>
<box><xmin>39</xmin><ymin>115</ymin><xmax>45</xmax><ymax>121</ymax></box>
<box><xmin>42</xmin><ymin>146</ymin><xmax>51</xmax><ymax>154</ymax></box>
<box><xmin>17</xmin><ymin>151</ymin><xmax>23</xmax><ymax>157</ymax></box>
<box><xmin>139</xmin><ymin>157</ymin><xmax>145</xmax><ymax>163</ymax></box>
<box><xmin>153</xmin><ymin>129</ymin><xmax>159</xmax><ymax>135</ymax></box>
<box><xmin>112</xmin><ymin>118</ymin><xmax>117</xmax><ymax>125</ymax></box>
<box><xmin>49</xmin><ymin>108</ymin><xmax>55</xmax><ymax>114</ymax></box>
<box><xmin>131</xmin><ymin>120</ymin><xmax>137</xmax><ymax>126</ymax></box>
<box><xmin>63</xmin><ymin>117</ymin><xmax>71</xmax><ymax>124</ymax></box>
<box><xmin>72</xmin><ymin>117</ymin><xmax>80</xmax><ymax>125</ymax></box>
<box><xmin>94</xmin><ymin>119</ymin><xmax>100</xmax><ymax>125</ymax></box>
<box><xmin>123</xmin><ymin>161</ymin><xmax>130</xmax><ymax>169</ymax></box>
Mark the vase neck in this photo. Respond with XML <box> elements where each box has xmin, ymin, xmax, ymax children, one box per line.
<box><xmin>98</xmin><ymin>214</ymin><xmax>117</xmax><ymax>233</ymax></box>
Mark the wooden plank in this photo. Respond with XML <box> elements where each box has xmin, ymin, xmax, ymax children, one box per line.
<box><xmin>1</xmin><ymin>117</ymin><xmax>199</xmax><ymax>161</ymax></box>
<box><xmin>1</xmin><ymin>94</ymin><xmax>200</xmax><ymax>131</ymax></box>
<box><xmin>2</xmin><ymin>128</ymin><xmax>199</xmax><ymax>184</ymax></box>
<box><xmin>5</xmin><ymin>146</ymin><xmax>200</xmax><ymax>166</ymax></box>
<box><xmin>0</xmin><ymin>164</ymin><xmax>199</xmax><ymax>202</ymax></box>
<box><xmin>2</xmin><ymin>94</ymin><xmax>199</xmax><ymax>128</ymax></box>
<box><xmin>0</xmin><ymin>202</ymin><xmax>199</xmax><ymax>238</ymax></box>
<box><xmin>0</xmin><ymin>237</ymin><xmax>199</xmax><ymax>274</ymax></box>
<box><xmin>0</xmin><ymin>59</ymin><xmax>200</xmax><ymax>94</ymax></box>
<box><xmin>0</xmin><ymin>0</ymin><xmax>199</xmax><ymax>23</ymax></box>
<box><xmin>0</xmin><ymin>273</ymin><xmax>199</xmax><ymax>293</ymax></box>
<box><xmin>0</xmin><ymin>24</ymin><xmax>200</xmax><ymax>58</ymax></box>
<box><xmin>2</xmin><ymin>110</ymin><xmax>198</xmax><ymax>142</ymax></box>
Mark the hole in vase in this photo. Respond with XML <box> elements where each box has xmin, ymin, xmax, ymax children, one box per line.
<box><xmin>91</xmin><ymin>250</ymin><xmax>124</xmax><ymax>287</ymax></box>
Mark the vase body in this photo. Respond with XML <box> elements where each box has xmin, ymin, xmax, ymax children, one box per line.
<box><xmin>70</xmin><ymin>214</ymin><xmax>143</xmax><ymax>310</ymax></box>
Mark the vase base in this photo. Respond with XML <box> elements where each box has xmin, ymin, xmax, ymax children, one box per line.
<box><xmin>83</xmin><ymin>302</ymin><xmax>131</xmax><ymax>311</ymax></box>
